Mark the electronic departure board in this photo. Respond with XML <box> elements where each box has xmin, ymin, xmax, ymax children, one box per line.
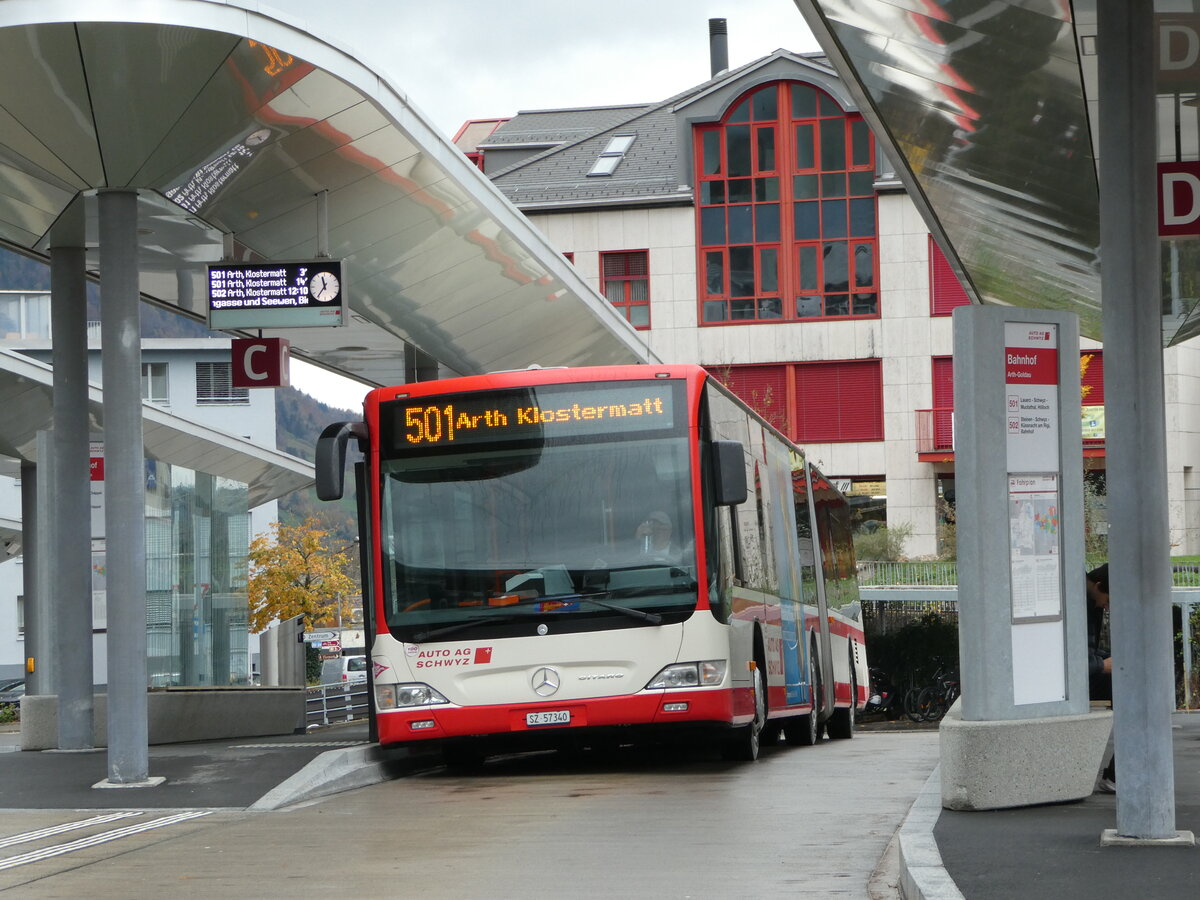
<box><xmin>382</xmin><ymin>382</ymin><xmax>680</xmax><ymax>453</ymax></box>
<box><xmin>207</xmin><ymin>260</ymin><xmax>344</xmax><ymax>329</ymax></box>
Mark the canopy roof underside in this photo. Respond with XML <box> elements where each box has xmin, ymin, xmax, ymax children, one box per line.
<box><xmin>798</xmin><ymin>0</ymin><xmax>1200</xmax><ymax>347</ymax></box>
<box><xmin>0</xmin><ymin>2</ymin><xmax>653</xmax><ymax>387</ymax></box>
<box><xmin>0</xmin><ymin>347</ymin><xmax>313</xmax><ymax>508</ymax></box>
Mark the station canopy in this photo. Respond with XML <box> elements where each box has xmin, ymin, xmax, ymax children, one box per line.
<box><xmin>797</xmin><ymin>0</ymin><xmax>1200</xmax><ymax>346</ymax></box>
<box><xmin>0</xmin><ymin>1</ymin><xmax>654</xmax><ymax>388</ymax></box>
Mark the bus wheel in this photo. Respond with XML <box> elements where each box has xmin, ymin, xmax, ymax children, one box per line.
<box><xmin>783</xmin><ymin>652</ymin><xmax>819</xmax><ymax>746</ymax></box>
<box><xmin>827</xmin><ymin>667</ymin><xmax>856</xmax><ymax>740</ymax></box>
<box><xmin>721</xmin><ymin>664</ymin><xmax>765</xmax><ymax>761</ymax></box>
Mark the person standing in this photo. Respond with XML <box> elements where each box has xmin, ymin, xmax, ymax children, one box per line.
<box><xmin>1086</xmin><ymin>563</ymin><xmax>1116</xmax><ymax>792</ymax></box>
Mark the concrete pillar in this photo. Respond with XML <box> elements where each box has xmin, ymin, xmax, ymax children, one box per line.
<box><xmin>98</xmin><ymin>190</ymin><xmax>150</xmax><ymax>784</ymax></box>
<box><xmin>49</xmin><ymin>244</ymin><xmax>93</xmax><ymax>749</ymax></box>
<box><xmin>1096</xmin><ymin>0</ymin><xmax>1186</xmax><ymax>842</ymax></box>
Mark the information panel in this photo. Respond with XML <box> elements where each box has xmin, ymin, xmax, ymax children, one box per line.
<box><xmin>207</xmin><ymin>260</ymin><xmax>344</xmax><ymax>329</ymax></box>
<box><xmin>1005</xmin><ymin>322</ymin><xmax>1060</xmax><ymax>472</ymax></box>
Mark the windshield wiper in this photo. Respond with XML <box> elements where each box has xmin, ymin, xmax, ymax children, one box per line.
<box><xmin>410</xmin><ymin>591</ymin><xmax>664</xmax><ymax>642</ymax></box>
<box><xmin>543</xmin><ymin>592</ymin><xmax>663</xmax><ymax>625</ymax></box>
<box><xmin>412</xmin><ymin>613</ymin><xmax>526</xmax><ymax>643</ymax></box>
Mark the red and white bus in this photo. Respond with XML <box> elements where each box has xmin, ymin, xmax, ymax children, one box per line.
<box><xmin>317</xmin><ymin>364</ymin><xmax>867</xmax><ymax>765</ymax></box>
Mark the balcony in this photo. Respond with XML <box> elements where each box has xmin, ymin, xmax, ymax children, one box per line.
<box><xmin>915</xmin><ymin>407</ymin><xmax>954</xmax><ymax>461</ymax></box>
<box><xmin>915</xmin><ymin>405</ymin><xmax>1106</xmax><ymax>460</ymax></box>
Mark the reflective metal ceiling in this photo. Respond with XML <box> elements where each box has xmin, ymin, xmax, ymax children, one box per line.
<box><xmin>0</xmin><ymin>348</ymin><xmax>313</xmax><ymax>507</ymax></box>
<box><xmin>797</xmin><ymin>0</ymin><xmax>1107</xmax><ymax>338</ymax></box>
<box><xmin>0</xmin><ymin>1</ymin><xmax>653</xmax><ymax>386</ymax></box>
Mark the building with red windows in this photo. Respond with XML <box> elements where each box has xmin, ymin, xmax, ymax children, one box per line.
<box><xmin>453</xmin><ymin>47</ymin><xmax>1200</xmax><ymax>558</ymax></box>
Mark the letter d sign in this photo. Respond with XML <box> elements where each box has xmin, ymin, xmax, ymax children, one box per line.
<box><xmin>232</xmin><ymin>337</ymin><xmax>291</xmax><ymax>388</ymax></box>
<box><xmin>1159</xmin><ymin>161</ymin><xmax>1200</xmax><ymax>237</ymax></box>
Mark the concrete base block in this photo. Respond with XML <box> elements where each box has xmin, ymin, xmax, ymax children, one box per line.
<box><xmin>940</xmin><ymin>700</ymin><xmax>1112</xmax><ymax>810</ymax></box>
<box><xmin>20</xmin><ymin>688</ymin><xmax>305</xmax><ymax>750</ymax></box>
<box><xmin>1100</xmin><ymin>829</ymin><xmax>1195</xmax><ymax>847</ymax></box>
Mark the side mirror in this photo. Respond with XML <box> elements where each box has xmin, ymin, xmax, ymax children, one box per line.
<box><xmin>712</xmin><ymin>440</ymin><xmax>747</xmax><ymax>506</ymax></box>
<box><xmin>315</xmin><ymin>421</ymin><xmax>366</xmax><ymax>501</ymax></box>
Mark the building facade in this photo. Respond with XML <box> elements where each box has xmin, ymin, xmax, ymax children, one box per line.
<box><xmin>0</xmin><ymin>290</ymin><xmax>281</xmax><ymax>684</ymax></box>
<box><xmin>456</xmin><ymin>49</ymin><xmax>1200</xmax><ymax>558</ymax></box>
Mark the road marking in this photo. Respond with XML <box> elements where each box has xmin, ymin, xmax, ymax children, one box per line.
<box><xmin>0</xmin><ymin>812</ymin><xmax>143</xmax><ymax>849</ymax></box>
<box><xmin>0</xmin><ymin>811</ymin><xmax>210</xmax><ymax>871</ymax></box>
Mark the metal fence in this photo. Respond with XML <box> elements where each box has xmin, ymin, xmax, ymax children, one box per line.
<box><xmin>305</xmin><ymin>682</ymin><xmax>370</xmax><ymax>730</ymax></box>
<box><xmin>856</xmin><ymin>569</ymin><xmax>1200</xmax><ymax>710</ymax></box>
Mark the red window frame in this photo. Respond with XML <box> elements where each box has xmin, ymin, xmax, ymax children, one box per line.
<box><xmin>600</xmin><ymin>250</ymin><xmax>650</xmax><ymax>329</ymax></box>
<box><xmin>695</xmin><ymin>81</ymin><xmax>878</xmax><ymax>325</ymax></box>
<box><xmin>929</xmin><ymin>237</ymin><xmax>970</xmax><ymax>316</ymax></box>
<box><xmin>708</xmin><ymin>359</ymin><xmax>884</xmax><ymax>443</ymax></box>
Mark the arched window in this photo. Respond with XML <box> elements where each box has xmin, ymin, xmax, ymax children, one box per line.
<box><xmin>695</xmin><ymin>81</ymin><xmax>877</xmax><ymax>323</ymax></box>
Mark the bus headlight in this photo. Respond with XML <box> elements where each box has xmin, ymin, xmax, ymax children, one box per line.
<box><xmin>646</xmin><ymin>660</ymin><xmax>727</xmax><ymax>689</ymax></box>
<box><xmin>376</xmin><ymin>682</ymin><xmax>450</xmax><ymax>710</ymax></box>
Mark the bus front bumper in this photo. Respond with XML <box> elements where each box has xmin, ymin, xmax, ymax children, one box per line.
<box><xmin>376</xmin><ymin>687</ymin><xmax>741</xmax><ymax>746</ymax></box>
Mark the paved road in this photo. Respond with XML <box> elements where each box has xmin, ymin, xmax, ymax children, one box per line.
<box><xmin>0</xmin><ymin>729</ymin><xmax>938</xmax><ymax>898</ymax></box>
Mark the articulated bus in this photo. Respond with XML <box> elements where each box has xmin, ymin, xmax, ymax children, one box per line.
<box><xmin>317</xmin><ymin>364</ymin><xmax>867</xmax><ymax>765</ymax></box>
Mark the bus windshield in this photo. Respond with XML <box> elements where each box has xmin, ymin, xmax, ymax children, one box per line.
<box><xmin>377</xmin><ymin>381</ymin><xmax>698</xmax><ymax>641</ymax></box>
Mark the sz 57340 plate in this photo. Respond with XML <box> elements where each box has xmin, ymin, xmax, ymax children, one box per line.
<box><xmin>525</xmin><ymin>709</ymin><xmax>571</xmax><ymax>727</ymax></box>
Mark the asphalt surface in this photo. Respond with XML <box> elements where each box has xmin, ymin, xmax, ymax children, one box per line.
<box><xmin>935</xmin><ymin>711</ymin><xmax>1200</xmax><ymax>899</ymax></box>
<box><xmin>3</xmin><ymin>713</ymin><xmax>1196</xmax><ymax>898</ymax></box>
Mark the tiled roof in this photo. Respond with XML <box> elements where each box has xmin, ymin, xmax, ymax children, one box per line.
<box><xmin>488</xmin><ymin>49</ymin><xmax>831</xmax><ymax>208</ymax></box>
<box><xmin>482</xmin><ymin>105</ymin><xmax>652</xmax><ymax>147</ymax></box>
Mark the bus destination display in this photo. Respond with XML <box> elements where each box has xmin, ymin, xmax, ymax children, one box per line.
<box><xmin>388</xmin><ymin>383</ymin><xmax>678</xmax><ymax>451</ymax></box>
<box><xmin>207</xmin><ymin>260</ymin><xmax>344</xmax><ymax>329</ymax></box>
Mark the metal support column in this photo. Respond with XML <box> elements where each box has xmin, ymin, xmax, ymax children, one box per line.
<box><xmin>98</xmin><ymin>190</ymin><xmax>151</xmax><ymax>784</ymax></box>
<box><xmin>49</xmin><ymin>244</ymin><xmax>93</xmax><ymax>749</ymax></box>
<box><xmin>1096</xmin><ymin>0</ymin><xmax>1186</xmax><ymax>842</ymax></box>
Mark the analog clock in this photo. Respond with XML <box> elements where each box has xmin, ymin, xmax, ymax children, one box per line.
<box><xmin>309</xmin><ymin>271</ymin><xmax>341</xmax><ymax>302</ymax></box>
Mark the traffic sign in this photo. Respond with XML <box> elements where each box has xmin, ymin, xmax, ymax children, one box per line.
<box><xmin>305</xmin><ymin>631</ymin><xmax>338</xmax><ymax>643</ymax></box>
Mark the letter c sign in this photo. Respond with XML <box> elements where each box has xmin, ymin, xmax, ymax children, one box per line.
<box><xmin>231</xmin><ymin>337</ymin><xmax>291</xmax><ymax>388</ymax></box>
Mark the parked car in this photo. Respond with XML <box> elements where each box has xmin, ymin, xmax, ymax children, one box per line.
<box><xmin>341</xmin><ymin>656</ymin><xmax>367</xmax><ymax>686</ymax></box>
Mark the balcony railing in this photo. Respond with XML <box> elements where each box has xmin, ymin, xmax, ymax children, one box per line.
<box><xmin>916</xmin><ymin>405</ymin><xmax>1106</xmax><ymax>455</ymax></box>
<box><xmin>915</xmin><ymin>407</ymin><xmax>954</xmax><ymax>454</ymax></box>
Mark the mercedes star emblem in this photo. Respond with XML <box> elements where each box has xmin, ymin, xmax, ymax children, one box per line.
<box><xmin>531</xmin><ymin>667</ymin><xmax>560</xmax><ymax>697</ymax></box>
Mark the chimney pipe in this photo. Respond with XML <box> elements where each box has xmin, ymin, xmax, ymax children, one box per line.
<box><xmin>709</xmin><ymin>18</ymin><xmax>729</xmax><ymax>77</ymax></box>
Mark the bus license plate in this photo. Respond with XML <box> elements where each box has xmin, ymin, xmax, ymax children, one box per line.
<box><xmin>526</xmin><ymin>710</ymin><xmax>571</xmax><ymax>727</ymax></box>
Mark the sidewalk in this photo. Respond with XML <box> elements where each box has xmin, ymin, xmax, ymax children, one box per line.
<box><xmin>0</xmin><ymin>721</ymin><xmax>437</xmax><ymax>811</ymax></box>
<box><xmin>902</xmin><ymin>711</ymin><xmax>1200</xmax><ymax>899</ymax></box>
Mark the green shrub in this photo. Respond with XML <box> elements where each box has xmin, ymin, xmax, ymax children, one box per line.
<box><xmin>853</xmin><ymin>522</ymin><xmax>913</xmax><ymax>561</ymax></box>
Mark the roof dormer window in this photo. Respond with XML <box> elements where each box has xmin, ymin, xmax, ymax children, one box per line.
<box><xmin>588</xmin><ymin>134</ymin><xmax>636</xmax><ymax>176</ymax></box>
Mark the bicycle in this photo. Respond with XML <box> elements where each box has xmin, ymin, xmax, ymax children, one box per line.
<box><xmin>917</xmin><ymin>664</ymin><xmax>960</xmax><ymax>722</ymax></box>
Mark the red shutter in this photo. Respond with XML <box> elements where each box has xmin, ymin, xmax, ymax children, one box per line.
<box><xmin>1080</xmin><ymin>350</ymin><xmax>1104</xmax><ymax>406</ymax></box>
<box><xmin>931</xmin><ymin>356</ymin><xmax>954</xmax><ymax>448</ymax></box>
<box><xmin>794</xmin><ymin>360</ymin><xmax>883</xmax><ymax>442</ymax></box>
<box><xmin>712</xmin><ymin>364</ymin><xmax>790</xmax><ymax>434</ymax></box>
<box><xmin>930</xmin><ymin>238</ymin><xmax>970</xmax><ymax>316</ymax></box>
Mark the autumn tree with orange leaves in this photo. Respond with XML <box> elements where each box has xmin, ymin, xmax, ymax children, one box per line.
<box><xmin>247</xmin><ymin>517</ymin><xmax>357</xmax><ymax>633</ymax></box>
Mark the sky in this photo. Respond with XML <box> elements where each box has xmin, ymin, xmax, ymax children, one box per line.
<box><xmin>274</xmin><ymin>0</ymin><xmax>821</xmax><ymax>409</ymax></box>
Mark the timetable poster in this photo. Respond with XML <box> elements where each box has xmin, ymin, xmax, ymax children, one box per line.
<box><xmin>1008</xmin><ymin>473</ymin><xmax>1062</xmax><ymax>622</ymax></box>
